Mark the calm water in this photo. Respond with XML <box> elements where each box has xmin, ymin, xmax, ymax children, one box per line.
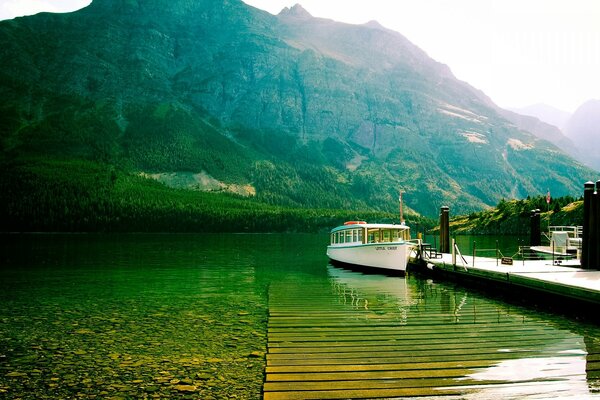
<box><xmin>1</xmin><ymin>233</ymin><xmax>599</xmax><ymax>399</ymax></box>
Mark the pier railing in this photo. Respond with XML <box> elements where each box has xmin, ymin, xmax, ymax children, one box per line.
<box><xmin>516</xmin><ymin>246</ymin><xmax>542</xmax><ymax>261</ymax></box>
<box><xmin>471</xmin><ymin>240</ymin><xmax>507</xmax><ymax>267</ymax></box>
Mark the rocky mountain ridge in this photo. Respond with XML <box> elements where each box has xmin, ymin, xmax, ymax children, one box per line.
<box><xmin>0</xmin><ymin>0</ymin><xmax>594</xmax><ymax>220</ymax></box>
<box><xmin>565</xmin><ymin>99</ymin><xmax>600</xmax><ymax>171</ymax></box>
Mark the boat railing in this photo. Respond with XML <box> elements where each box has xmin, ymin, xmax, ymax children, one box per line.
<box><xmin>544</xmin><ymin>225</ymin><xmax>583</xmax><ymax>239</ymax></box>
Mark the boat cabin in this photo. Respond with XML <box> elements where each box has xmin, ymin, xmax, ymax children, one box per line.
<box><xmin>330</xmin><ymin>223</ymin><xmax>410</xmax><ymax>246</ymax></box>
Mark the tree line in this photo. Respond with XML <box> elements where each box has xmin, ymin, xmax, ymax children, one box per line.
<box><xmin>0</xmin><ymin>157</ymin><xmax>434</xmax><ymax>233</ymax></box>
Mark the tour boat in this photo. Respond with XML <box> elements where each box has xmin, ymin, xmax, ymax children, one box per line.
<box><xmin>530</xmin><ymin>225</ymin><xmax>582</xmax><ymax>259</ymax></box>
<box><xmin>326</xmin><ymin>221</ymin><xmax>414</xmax><ymax>274</ymax></box>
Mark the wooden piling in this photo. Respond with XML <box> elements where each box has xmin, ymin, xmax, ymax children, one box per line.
<box><xmin>595</xmin><ymin>181</ymin><xmax>600</xmax><ymax>269</ymax></box>
<box><xmin>529</xmin><ymin>209</ymin><xmax>541</xmax><ymax>246</ymax></box>
<box><xmin>582</xmin><ymin>181</ymin><xmax>594</xmax><ymax>269</ymax></box>
<box><xmin>440</xmin><ymin>206</ymin><xmax>450</xmax><ymax>254</ymax></box>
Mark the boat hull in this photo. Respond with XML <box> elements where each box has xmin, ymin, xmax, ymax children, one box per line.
<box><xmin>327</xmin><ymin>242</ymin><xmax>410</xmax><ymax>274</ymax></box>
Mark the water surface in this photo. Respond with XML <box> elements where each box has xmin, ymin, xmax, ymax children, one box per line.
<box><xmin>1</xmin><ymin>233</ymin><xmax>599</xmax><ymax>399</ymax></box>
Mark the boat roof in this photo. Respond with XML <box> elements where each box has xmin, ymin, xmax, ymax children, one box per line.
<box><xmin>330</xmin><ymin>222</ymin><xmax>409</xmax><ymax>233</ymax></box>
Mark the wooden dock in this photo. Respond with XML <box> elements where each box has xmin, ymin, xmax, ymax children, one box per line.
<box><xmin>418</xmin><ymin>252</ymin><xmax>600</xmax><ymax>306</ymax></box>
<box><xmin>264</xmin><ymin>269</ymin><xmax>596</xmax><ymax>399</ymax></box>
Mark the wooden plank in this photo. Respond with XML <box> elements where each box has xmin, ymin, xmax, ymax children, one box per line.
<box><xmin>266</xmin><ymin>356</ymin><xmax>583</xmax><ymax>373</ymax></box>
<box><xmin>263</xmin><ymin>375</ymin><xmax>576</xmax><ymax>391</ymax></box>
<box><xmin>265</xmin><ymin>367</ymin><xmax>485</xmax><ymax>382</ymax></box>
<box><xmin>267</xmin><ymin>331</ymin><xmax>559</xmax><ymax>344</ymax></box>
<box><xmin>267</xmin><ymin>346</ymin><xmax>571</xmax><ymax>358</ymax></box>
<box><xmin>263</xmin><ymin>379</ymin><xmax>581</xmax><ymax>400</ymax></box>
<box><xmin>266</xmin><ymin>352</ymin><xmax>574</xmax><ymax>366</ymax></box>
<box><xmin>267</xmin><ymin>336</ymin><xmax>564</xmax><ymax>350</ymax></box>
<box><xmin>268</xmin><ymin>308</ymin><xmax>527</xmax><ymax>317</ymax></box>
<box><xmin>268</xmin><ymin>323</ymin><xmax>554</xmax><ymax>334</ymax></box>
<box><xmin>267</xmin><ymin>319</ymin><xmax>548</xmax><ymax>328</ymax></box>
<box><xmin>263</xmin><ymin>386</ymin><xmax>462</xmax><ymax>400</ymax></box>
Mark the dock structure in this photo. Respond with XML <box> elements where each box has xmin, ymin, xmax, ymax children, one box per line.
<box><xmin>263</xmin><ymin>271</ymin><xmax>597</xmax><ymax>399</ymax></box>
<box><xmin>414</xmin><ymin>251</ymin><xmax>600</xmax><ymax>307</ymax></box>
<box><xmin>415</xmin><ymin>180</ymin><xmax>600</xmax><ymax>309</ymax></box>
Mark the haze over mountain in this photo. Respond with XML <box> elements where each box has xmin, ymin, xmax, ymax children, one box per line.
<box><xmin>509</xmin><ymin>103</ymin><xmax>571</xmax><ymax>131</ymax></box>
<box><xmin>0</xmin><ymin>0</ymin><xmax>594</xmax><ymax>225</ymax></box>
<box><xmin>498</xmin><ymin>106</ymin><xmax>581</xmax><ymax>163</ymax></box>
<box><xmin>565</xmin><ymin>100</ymin><xmax>600</xmax><ymax>171</ymax></box>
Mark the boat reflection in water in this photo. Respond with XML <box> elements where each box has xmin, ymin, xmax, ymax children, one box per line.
<box><xmin>328</xmin><ymin>264</ymin><xmax>414</xmax><ymax>312</ymax></box>
<box><xmin>305</xmin><ymin>265</ymin><xmax>599</xmax><ymax>399</ymax></box>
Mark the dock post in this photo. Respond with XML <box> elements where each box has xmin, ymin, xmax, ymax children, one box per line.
<box><xmin>593</xmin><ymin>181</ymin><xmax>600</xmax><ymax>269</ymax></box>
<box><xmin>529</xmin><ymin>209</ymin><xmax>541</xmax><ymax>246</ymax></box>
<box><xmin>582</xmin><ymin>181</ymin><xmax>594</xmax><ymax>269</ymax></box>
<box><xmin>496</xmin><ymin>240</ymin><xmax>499</xmax><ymax>266</ymax></box>
<box><xmin>440</xmin><ymin>206</ymin><xmax>450</xmax><ymax>254</ymax></box>
<box><xmin>452</xmin><ymin>238</ymin><xmax>456</xmax><ymax>265</ymax></box>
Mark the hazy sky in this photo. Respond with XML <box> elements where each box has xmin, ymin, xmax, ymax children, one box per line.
<box><xmin>243</xmin><ymin>0</ymin><xmax>600</xmax><ymax>113</ymax></box>
<box><xmin>0</xmin><ymin>0</ymin><xmax>91</xmax><ymax>20</ymax></box>
<box><xmin>2</xmin><ymin>0</ymin><xmax>598</xmax><ymax>113</ymax></box>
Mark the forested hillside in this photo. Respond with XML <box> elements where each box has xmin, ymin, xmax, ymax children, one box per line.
<box><xmin>0</xmin><ymin>0</ymin><xmax>594</xmax><ymax>232</ymax></box>
<box><xmin>447</xmin><ymin>195</ymin><xmax>583</xmax><ymax>235</ymax></box>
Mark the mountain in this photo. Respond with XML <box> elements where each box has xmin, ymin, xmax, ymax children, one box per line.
<box><xmin>0</xmin><ymin>0</ymin><xmax>595</xmax><ymax>230</ymax></box>
<box><xmin>497</xmin><ymin>108</ymin><xmax>581</xmax><ymax>162</ymax></box>
<box><xmin>508</xmin><ymin>104</ymin><xmax>571</xmax><ymax>131</ymax></box>
<box><xmin>565</xmin><ymin>100</ymin><xmax>600</xmax><ymax>171</ymax></box>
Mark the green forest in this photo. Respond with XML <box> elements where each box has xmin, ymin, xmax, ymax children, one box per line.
<box><xmin>0</xmin><ymin>157</ymin><xmax>435</xmax><ymax>233</ymax></box>
<box><xmin>447</xmin><ymin>195</ymin><xmax>583</xmax><ymax>235</ymax></box>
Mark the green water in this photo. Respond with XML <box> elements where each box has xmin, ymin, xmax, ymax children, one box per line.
<box><xmin>1</xmin><ymin>233</ymin><xmax>600</xmax><ymax>399</ymax></box>
<box><xmin>424</xmin><ymin>234</ymin><xmax>529</xmax><ymax>259</ymax></box>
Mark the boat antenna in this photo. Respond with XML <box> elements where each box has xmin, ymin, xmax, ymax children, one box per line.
<box><xmin>399</xmin><ymin>190</ymin><xmax>405</xmax><ymax>225</ymax></box>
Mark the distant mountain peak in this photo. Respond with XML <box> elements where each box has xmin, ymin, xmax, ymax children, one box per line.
<box><xmin>576</xmin><ymin>98</ymin><xmax>600</xmax><ymax>111</ymax></box>
<box><xmin>278</xmin><ymin>4</ymin><xmax>312</xmax><ymax>18</ymax></box>
<box><xmin>507</xmin><ymin>103</ymin><xmax>571</xmax><ymax>131</ymax></box>
<box><xmin>363</xmin><ymin>20</ymin><xmax>385</xmax><ymax>30</ymax></box>
<box><xmin>565</xmin><ymin>99</ymin><xmax>600</xmax><ymax>170</ymax></box>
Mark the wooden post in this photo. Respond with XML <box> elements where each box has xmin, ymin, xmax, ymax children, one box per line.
<box><xmin>496</xmin><ymin>240</ymin><xmax>499</xmax><ymax>266</ymax></box>
<box><xmin>593</xmin><ymin>181</ymin><xmax>600</xmax><ymax>269</ymax></box>
<box><xmin>529</xmin><ymin>209</ymin><xmax>541</xmax><ymax>246</ymax></box>
<box><xmin>440</xmin><ymin>206</ymin><xmax>450</xmax><ymax>254</ymax></box>
<box><xmin>452</xmin><ymin>238</ymin><xmax>456</xmax><ymax>266</ymax></box>
<box><xmin>582</xmin><ymin>181</ymin><xmax>594</xmax><ymax>269</ymax></box>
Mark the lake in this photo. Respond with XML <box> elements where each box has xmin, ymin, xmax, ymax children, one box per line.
<box><xmin>1</xmin><ymin>233</ymin><xmax>599</xmax><ymax>399</ymax></box>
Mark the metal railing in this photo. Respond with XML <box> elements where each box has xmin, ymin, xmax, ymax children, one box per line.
<box><xmin>471</xmin><ymin>241</ymin><xmax>506</xmax><ymax>267</ymax></box>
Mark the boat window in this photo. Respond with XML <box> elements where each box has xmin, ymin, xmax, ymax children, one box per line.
<box><xmin>358</xmin><ymin>229</ymin><xmax>364</xmax><ymax>243</ymax></box>
<box><xmin>345</xmin><ymin>230</ymin><xmax>352</xmax><ymax>243</ymax></box>
<box><xmin>331</xmin><ymin>233</ymin><xmax>334</xmax><ymax>244</ymax></box>
<box><xmin>382</xmin><ymin>229</ymin><xmax>390</xmax><ymax>242</ymax></box>
<box><xmin>367</xmin><ymin>228</ymin><xmax>380</xmax><ymax>243</ymax></box>
<box><xmin>352</xmin><ymin>229</ymin><xmax>358</xmax><ymax>243</ymax></box>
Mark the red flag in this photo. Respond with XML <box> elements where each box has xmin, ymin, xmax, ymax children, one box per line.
<box><xmin>546</xmin><ymin>190</ymin><xmax>551</xmax><ymax>204</ymax></box>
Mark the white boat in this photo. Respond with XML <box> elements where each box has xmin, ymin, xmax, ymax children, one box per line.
<box><xmin>326</xmin><ymin>221</ymin><xmax>415</xmax><ymax>274</ymax></box>
<box><xmin>530</xmin><ymin>225</ymin><xmax>582</xmax><ymax>259</ymax></box>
